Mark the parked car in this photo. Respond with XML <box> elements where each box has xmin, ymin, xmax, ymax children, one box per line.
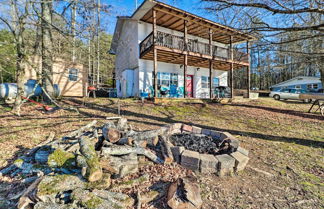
<box><xmin>269</xmin><ymin>88</ymin><xmax>310</xmax><ymax>102</ymax></box>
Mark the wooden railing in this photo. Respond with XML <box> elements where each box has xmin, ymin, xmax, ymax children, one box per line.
<box><xmin>140</xmin><ymin>31</ymin><xmax>248</xmax><ymax>63</ymax></box>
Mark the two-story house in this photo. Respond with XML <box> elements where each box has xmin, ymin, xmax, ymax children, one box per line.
<box><xmin>110</xmin><ymin>0</ymin><xmax>255</xmax><ymax>99</ymax></box>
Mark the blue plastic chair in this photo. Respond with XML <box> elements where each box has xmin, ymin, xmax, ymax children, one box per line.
<box><xmin>169</xmin><ymin>85</ymin><xmax>178</xmax><ymax>98</ymax></box>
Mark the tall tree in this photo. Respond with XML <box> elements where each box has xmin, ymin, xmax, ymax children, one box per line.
<box><xmin>41</xmin><ymin>0</ymin><xmax>54</xmax><ymax>102</ymax></box>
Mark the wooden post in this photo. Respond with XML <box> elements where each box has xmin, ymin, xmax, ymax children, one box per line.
<box><xmin>183</xmin><ymin>20</ymin><xmax>188</xmax><ymax>98</ymax></box>
<box><xmin>246</xmin><ymin>40</ymin><xmax>251</xmax><ymax>98</ymax></box>
<box><xmin>153</xmin><ymin>9</ymin><xmax>158</xmax><ymax>98</ymax></box>
<box><xmin>209</xmin><ymin>28</ymin><xmax>213</xmax><ymax>99</ymax></box>
<box><xmin>230</xmin><ymin>36</ymin><xmax>234</xmax><ymax>99</ymax></box>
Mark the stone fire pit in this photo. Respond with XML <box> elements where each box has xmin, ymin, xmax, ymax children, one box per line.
<box><xmin>167</xmin><ymin>123</ymin><xmax>250</xmax><ymax>177</ymax></box>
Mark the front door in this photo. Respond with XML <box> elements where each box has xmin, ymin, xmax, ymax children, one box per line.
<box><xmin>186</xmin><ymin>75</ymin><xmax>193</xmax><ymax>97</ymax></box>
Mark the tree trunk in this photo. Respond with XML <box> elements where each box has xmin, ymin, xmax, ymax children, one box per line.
<box><xmin>41</xmin><ymin>0</ymin><xmax>54</xmax><ymax>103</ymax></box>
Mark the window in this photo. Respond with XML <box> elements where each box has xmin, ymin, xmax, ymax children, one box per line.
<box><xmin>201</xmin><ymin>76</ymin><xmax>209</xmax><ymax>89</ymax></box>
<box><xmin>281</xmin><ymin>89</ymin><xmax>289</xmax><ymax>93</ymax></box>
<box><xmin>213</xmin><ymin>77</ymin><xmax>219</xmax><ymax>88</ymax></box>
<box><xmin>69</xmin><ymin>68</ymin><xmax>79</xmax><ymax>81</ymax></box>
<box><xmin>307</xmin><ymin>84</ymin><xmax>312</xmax><ymax>89</ymax></box>
<box><xmin>295</xmin><ymin>85</ymin><xmax>301</xmax><ymax>89</ymax></box>
<box><xmin>313</xmin><ymin>84</ymin><xmax>318</xmax><ymax>89</ymax></box>
<box><xmin>157</xmin><ymin>72</ymin><xmax>178</xmax><ymax>87</ymax></box>
<box><xmin>290</xmin><ymin>89</ymin><xmax>296</xmax><ymax>93</ymax></box>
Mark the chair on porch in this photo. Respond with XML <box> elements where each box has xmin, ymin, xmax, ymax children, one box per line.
<box><xmin>177</xmin><ymin>87</ymin><xmax>184</xmax><ymax>98</ymax></box>
<box><xmin>169</xmin><ymin>85</ymin><xmax>179</xmax><ymax>98</ymax></box>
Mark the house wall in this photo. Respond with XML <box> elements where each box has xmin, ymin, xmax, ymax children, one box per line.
<box><xmin>271</xmin><ymin>77</ymin><xmax>322</xmax><ymax>91</ymax></box>
<box><xmin>114</xmin><ymin>19</ymin><xmax>139</xmax><ymax>80</ymax></box>
<box><xmin>138</xmin><ymin>59</ymin><xmax>228</xmax><ymax>98</ymax></box>
<box><xmin>24</xmin><ymin>57</ymin><xmax>87</xmax><ymax>97</ymax></box>
<box><xmin>136</xmin><ymin>21</ymin><xmax>228</xmax><ymax>98</ymax></box>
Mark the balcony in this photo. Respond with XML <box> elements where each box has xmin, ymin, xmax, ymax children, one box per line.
<box><xmin>140</xmin><ymin>31</ymin><xmax>249</xmax><ymax>66</ymax></box>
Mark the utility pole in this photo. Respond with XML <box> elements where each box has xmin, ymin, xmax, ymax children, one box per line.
<box><xmin>96</xmin><ymin>0</ymin><xmax>100</xmax><ymax>87</ymax></box>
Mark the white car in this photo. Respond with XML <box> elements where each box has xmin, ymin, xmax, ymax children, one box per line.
<box><xmin>269</xmin><ymin>88</ymin><xmax>309</xmax><ymax>102</ymax></box>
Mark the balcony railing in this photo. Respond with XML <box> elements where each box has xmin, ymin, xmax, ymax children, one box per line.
<box><xmin>140</xmin><ymin>31</ymin><xmax>248</xmax><ymax>63</ymax></box>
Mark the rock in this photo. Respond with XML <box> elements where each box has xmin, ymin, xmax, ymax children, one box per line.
<box><xmin>182</xmin><ymin>124</ymin><xmax>193</xmax><ymax>132</ymax></box>
<box><xmin>237</xmin><ymin>146</ymin><xmax>249</xmax><ymax>156</ymax></box>
<box><xmin>181</xmin><ymin>150</ymin><xmax>200</xmax><ymax>171</ymax></box>
<box><xmin>199</xmin><ymin>154</ymin><xmax>218</xmax><ymax>174</ymax></box>
<box><xmin>210</xmin><ymin>131</ymin><xmax>221</xmax><ymax>139</ymax></box>
<box><xmin>167</xmin><ymin>178</ymin><xmax>202</xmax><ymax>209</ymax></box>
<box><xmin>230</xmin><ymin>151</ymin><xmax>249</xmax><ymax>172</ymax></box>
<box><xmin>215</xmin><ymin>154</ymin><xmax>235</xmax><ymax>177</ymax></box>
<box><xmin>170</xmin><ymin>146</ymin><xmax>185</xmax><ymax>163</ymax></box>
<box><xmin>192</xmin><ymin>126</ymin><xmax>202</xmax><ymax>134</ymax></box>
<box><xmin>201</xmin><ymin>129</ymin><xmax>211</xmax><ymax>136</ymax></box>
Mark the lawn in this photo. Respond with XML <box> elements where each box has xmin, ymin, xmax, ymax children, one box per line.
<box><xmin>0</xmin><ymin>97</ymin><xmax>323</xmax><ymax>208</ymax></box>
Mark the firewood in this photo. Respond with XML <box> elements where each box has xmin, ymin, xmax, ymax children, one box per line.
<box><xmin>101</xmin><ymin>145</ymin><xmax>163</xmax><ymax>164</ymax></box>
<box><xmin>103</xmin><ymin>153</ymin><xmax>138</xmax><ymax>177</ymax></box>
<box><xmin>18</xmin><ymin>175</ymin><xmax>44</xmax><ymax>209</ymax></box>
<box><xmin>116</xmin><ymin>117</ymin><xmax>130</xmax><ymax>131</ymax></box>
<box><xmin>66</xmin><ymin>120</ymin><xmax>97</xmax><ymax>138</ymax></box>
<box><xmin>127</xmin><ymin>130</ymin><xmax>162</xmax><ymax>146</ymax></box>
<box><xmin>136</xmin><ymin>191</ymin><xmax>141</xmax><ymax>209</ymax></box>
<box><xmin>160</xmin><ymin>136</ymin><xmax>174</xmax><ymax>164</ymax></box>
<box><xmin>79</xmin><ymin>136</ymin><xmax>103</xmax><ymax>182</ymax></box>
<box><xmin>116</xmin><ymin>137</ymin><xmax>134</xmax><ymax>146</ymax></box>
<box><xmin>102</xmin><ymin>121</ymin><xmax>121</xmax><ymax>143</ymax></box>
<box><xmin>26</xmin><ymin>132</ymin><xmax>55</xmax><ymax>157</ymax></box>
<box><xmin>141</xmin><ymin>190</ymin><xmax>160</xmax><ymax>204</ymax></box>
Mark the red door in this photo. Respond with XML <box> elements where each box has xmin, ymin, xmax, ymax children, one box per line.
<box><xmin>186</xmin><ymin>75</ymin><xmax>193</xmax><ymax>97</ymax></box>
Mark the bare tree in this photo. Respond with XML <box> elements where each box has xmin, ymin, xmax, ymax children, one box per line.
<box><xmin>202</xmin><ymin>0</ymin><xmax>323</xmax><ymax>88</ymax></box>
<box><xmin>0</xmin><ymin>0</ymin><xmax>30</xmax><ymax>114</ymax></box>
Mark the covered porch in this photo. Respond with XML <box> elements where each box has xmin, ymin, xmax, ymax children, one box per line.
<box><xmin>137</xmin><ymin>0</ymin><xmax>255</xmax><ymax>99</ymax></box>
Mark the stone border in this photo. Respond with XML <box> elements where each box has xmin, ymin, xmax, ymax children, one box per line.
<box><xmin>166</xmin><ymin>123</ymin><xmax>249</xmax><ymax>177</ymax></box>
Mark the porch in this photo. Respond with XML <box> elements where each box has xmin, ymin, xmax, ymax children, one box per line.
<box><xmin>137</xmin><ymin>1</ymin><xmax>255</xmax><ymax>99</ymax></box>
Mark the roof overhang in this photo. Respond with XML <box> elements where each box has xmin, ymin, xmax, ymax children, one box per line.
<box><xmin>131</xmin><ymin>0</ymin><xmax>256</xmax><ymax>44</ymax></box>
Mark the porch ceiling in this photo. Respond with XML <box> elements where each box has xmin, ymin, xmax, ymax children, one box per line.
<box><xmin>141</xmin><ymin>48</ymin><xmax>246</xmax><ymax>71</ymax></box>
<box><xmin>140</xmin><ymin>2</ymin><xmax>255</xmax><ymax>44</ymax></box>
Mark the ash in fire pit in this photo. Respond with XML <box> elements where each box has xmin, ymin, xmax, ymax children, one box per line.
<box><xmin>170</xmin><ymin>133</ymin><xmax>221</xmax><ymax>155</ymax></box>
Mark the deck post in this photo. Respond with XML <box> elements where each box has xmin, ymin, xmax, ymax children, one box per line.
<box><xmin>246</xmin><ymin>40</ymin><xmax>251</xmax><ymax>98</ymax></box>
<box><xmin>152</xmin><ymin>9</ymin><xmax>158</xmax><ymax>98</ymax></box>
<box><xmin>230</xmin><ymin>35</ymin><xmax>234</xmax><ymax>99</ymax></box>
<box><xmin>209</xmin><ymin>28</ymin><xmax>213</xmax><ymax>99</ymax></box>
<box><xmin>183</xmin><ymin>20</ymin><xmax>188</xmax><ymax>98</ymax></box>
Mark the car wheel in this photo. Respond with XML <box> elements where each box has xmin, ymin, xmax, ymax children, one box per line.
<box><xmin>273</xmin><ymin>95</ymin><xmax>280</xmax><ymax>100</ymax></box>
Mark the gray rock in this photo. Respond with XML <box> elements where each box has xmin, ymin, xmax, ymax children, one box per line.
<box><xmin>216</xmin><ymin>154</ymin><xmax>235</xmax><ymax>177</ymax></box>
<box><xmin>170</xmin><ymin>146</ymin><xmax>185</xmax><ymax>163</ymax></box>
<box><xmin>199</xmin><ymin>154</ymin><xmax>218</xmax><ymax>174</ymax></box>
<box><xmin>230</xmin><ymin>151</ymin><xmax>249</xmax><ymax>172</ymax></box>
<box><xmin>181</xmin><ymin>150</ymin><xmax>200</xmax><ymax>171</ymax></box>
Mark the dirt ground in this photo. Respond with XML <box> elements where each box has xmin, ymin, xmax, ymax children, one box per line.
<box><xmin>0</xmin><ymin>97</ymin><xmax>323</xmax><ymax>208</ymax></box>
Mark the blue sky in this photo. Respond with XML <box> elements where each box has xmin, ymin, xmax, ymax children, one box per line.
<box><xmin>105</xmin><ymin>0</ymin><xmax>214</xmax><ymax>34</ymax></box>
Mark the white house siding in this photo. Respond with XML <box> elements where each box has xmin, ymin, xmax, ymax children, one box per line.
<box><xmin>138</xmin><ymin>59</ymin><xmax>228</xmax><ymax>98</ymax></box>
<box><xmin>114</xmin><ymin>19</ymin><xmax>139</xmax><ymax>80</ymax></box>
